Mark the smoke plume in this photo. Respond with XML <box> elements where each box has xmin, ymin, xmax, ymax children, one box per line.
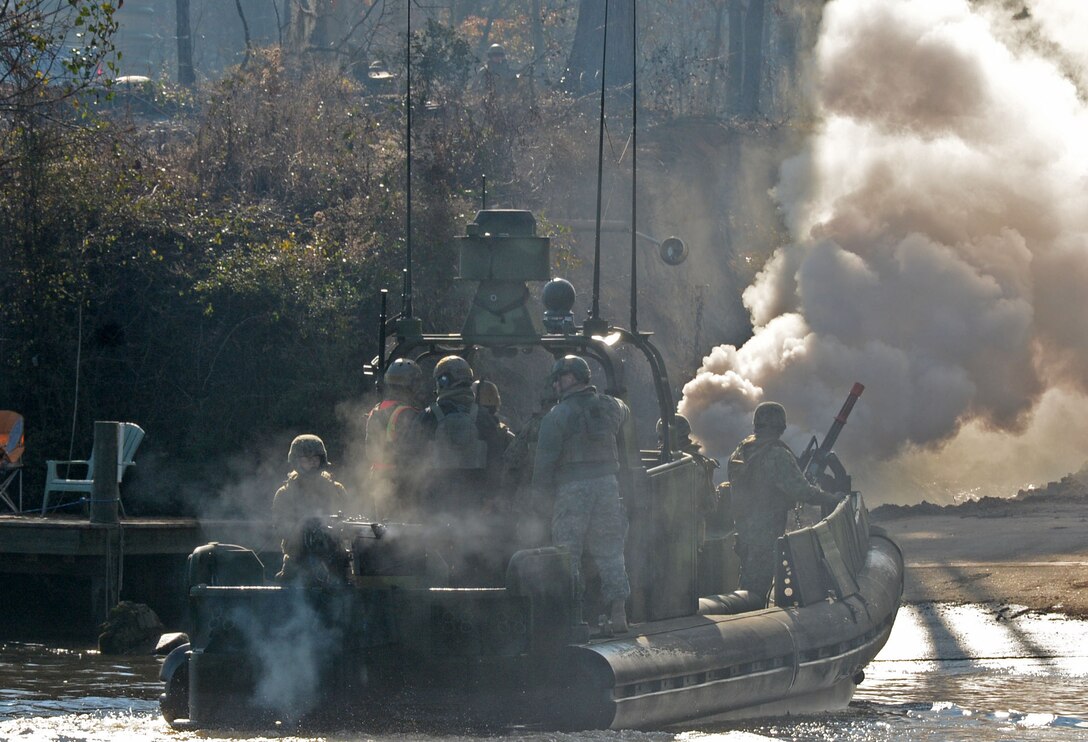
<box><xmin>679</xmin><ymin>0</ymin><xmax>1088</xmax><ymax>503</ymax></box>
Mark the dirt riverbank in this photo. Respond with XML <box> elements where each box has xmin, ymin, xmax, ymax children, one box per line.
<box><xmin>871</xmin><ymin>472</ymin><xmax>1088</xmax><ymax>619</ymax></box>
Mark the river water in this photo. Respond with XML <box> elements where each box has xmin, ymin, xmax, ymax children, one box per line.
<box><xmin>1</xmin><ymin>603</ymin><xmax>1085</xmax><ymax>741</ymax></box>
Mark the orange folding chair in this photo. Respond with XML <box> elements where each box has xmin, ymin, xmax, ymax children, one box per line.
<box><xmin>0</xmin><ymin>411</ymin><xmax>25</xmax><ymax>513</ymax></box>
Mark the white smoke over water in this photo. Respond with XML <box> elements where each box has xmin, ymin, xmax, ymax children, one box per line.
<box><xmin>234</xmin><ymin>595</ymin><xmax>346</xmax><ymax>721</ymax></box>
<box><xmin>679</xmin><ymin>0</ymin><xmax>1088</xmax><ymax>504</ymax></box>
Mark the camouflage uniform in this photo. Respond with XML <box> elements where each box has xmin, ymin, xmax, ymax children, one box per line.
<box><xmin>533</xmin><ymin>368</ymin><xmax>631</xmax><ymax>615</ymax></box>
<box><xmin>272</xmin><ymin>436</ymin><xmax>348</xmax><ymax>582</ymax></box>
<box><xmin>475</xmin><ymin>44</ymin><xmax>518</xmax><ymax>95</ymax></box>
<box><xmin>727</xmin><ymin>403</ymin><xmax>840</xmax><ymax>600</ymax></box>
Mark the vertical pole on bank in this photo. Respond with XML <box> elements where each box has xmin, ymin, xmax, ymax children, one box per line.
<box><xmin>90</xmin><ymin>421</ymin><xmax>122</xmax><ymax>627</ymax></box>
<box><xmin>90</xmin><ymin>421</ymin><xmax>120</xmax><ymax>525</ymax></box>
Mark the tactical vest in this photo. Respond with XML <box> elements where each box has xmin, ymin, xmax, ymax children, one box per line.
<box><xmin>560</xmin><ymin>393</ymin><xmax>622</xmax><ymax>467</ymax></box>
<box><xmin>366</xmin><ymin>400</ymin><xmax>416</xmax><ymax>470</ymax></box>
<box><xmin>431</xmin><ymin>402</ymin><xmax>489</xmax><ymax>470</ymax></box>
<box><xmin>727</xmin><ymin>436</ymin><xmax>791</xmax><ymax>524</ymax></box>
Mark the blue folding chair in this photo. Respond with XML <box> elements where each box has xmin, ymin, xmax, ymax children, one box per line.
<box><xmin>0</xmin><ymin>411</ymin><xmax>25</xmax><ymax>513</ymax></box>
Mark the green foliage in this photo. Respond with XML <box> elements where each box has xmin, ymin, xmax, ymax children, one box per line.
<box><xmin>0</xmin><ymin>0</ymin><xmax>119</xmax><ymax>114</ymax></box>
<box><xmin>410</xmin><ymin>20</ymin><xmax>475</xmax><ymax>107</ymax></box>
<box><xmin>1</xmin><ymin>21</ymin><xmax>596</xmax><ymax>514</ymax></box>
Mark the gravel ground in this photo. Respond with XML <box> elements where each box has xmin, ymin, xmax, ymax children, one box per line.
<box><xmin>871</xmin><ymin>477</ymin><xmax>1088</xmax><ymax>619</ymax></box>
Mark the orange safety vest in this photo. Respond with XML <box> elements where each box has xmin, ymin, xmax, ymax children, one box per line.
<box><xmin>367</xmin><ymin>400</ymin><xmax>417</xmax><ymax>471</ymax></box>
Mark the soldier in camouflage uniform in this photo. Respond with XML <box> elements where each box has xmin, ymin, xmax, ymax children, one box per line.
<box><xmin>418</xmin><ymin>356</ymin><xmax>510</xmax><ymax>584</ymax></box>
<box><xmin>418</xmin><ymin>356</ymin><xmax>509</xmax><ymax>512</ymax></box>
<box><xmin>727</xmin><ymin>402</ymin><xmax>842</xmax><ymax>603</ymax></box>
<box><xmin>533</xmin><ymin>355</ymin><xmax>631</xmax><ymax>633</ymax></box>
<box><xmin>366</xmin><ymin>358</ymin><xmax>426</xmax><ymax>518</ymax></box>
<box><xmin>475</xmin><ymin>43</ymin><xmax>518</xmax><ymax>95</ymax></box>
<box><xmin>272</xmin><ymin>434</ymin><xmax>348</xmax><ymax>583</ymax></box>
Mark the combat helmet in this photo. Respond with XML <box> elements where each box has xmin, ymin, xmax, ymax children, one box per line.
<box><xmin>549</xmin><ymin>355</ymin><xmax>591</xmax><ymax>384</ymax></box>
<box><xmin>473</xmin><ymin>379</ymin><xmax>501</xmax><ymax>411</ymax></box>
<box><xmin>753</xmin><ymin>402</ymin><xmax>787</xmax><ymax>435</ymax></box>
<box><xmin>657</xmin><ymin>414</ymin><xmax>692</xmax><ymax>446</ymax></box>
<box><xmin>288</xmin><ymin>434</ymin><xmax>328</xmax><ymax>468</ymax></box>
<box><xmin>434</xmin><ymin>355</ymin><xmax>474</xmax><ymax>390</ymax></box>
<box><xmin>384</xmin><ymin>358</ymin><xmax>423</xmax><ymax>398</ymax></box>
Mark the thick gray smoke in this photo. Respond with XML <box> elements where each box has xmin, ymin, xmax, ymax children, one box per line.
<box><xmin>679</xmin><ymin>0</ymin><xmax>1088</xmax><ymax>503</ymax></box>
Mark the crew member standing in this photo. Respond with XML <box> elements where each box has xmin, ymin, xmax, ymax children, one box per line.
<box><xmin>533</xmin><ymin>355</ymin><xmax>631</xmax><ymax>634</ymax></box>
<box><xmin>366</xmin><ymin>358</ymin><xmax>426</xmax><ymax>518</ymax></box>
<box><xmin>727</xmin><ymin>402</ymin><xmax>842</xmax><ymax>603</ymax></box>
<box><xmin>418</xmin><ymin>355</ymin><xmax>509</xmax><ymax>583</ymax></box>
<box><xmin>418</xmin><ymin>356</ymin><xmax>508</xmax><ymax>510</ymax></box>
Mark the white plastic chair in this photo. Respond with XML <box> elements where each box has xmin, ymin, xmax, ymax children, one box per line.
<box><xmin>42</xmin><ymin>422</ymin><xmax>145</xmax><ymax>515</ymax></box>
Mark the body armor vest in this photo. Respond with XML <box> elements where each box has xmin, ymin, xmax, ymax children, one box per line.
<box><xmin>561</xmin><ymin>393</ymin><xmax>622</xmax><ymax>467</ymax></box>
<box><xmin>727</xmin><ymin>436</ymin><xmax>790</xmax><ymax>524</ymax></box>
<box><xmin>431</xmin><ymin>402</ymin><xmax>489</xmax><ymax>470</ymax></box>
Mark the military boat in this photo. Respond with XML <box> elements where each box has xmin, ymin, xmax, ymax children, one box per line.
<box><xmin>159</xmin><ymin>207</ymin><xmax>904</xmax><ymax>730</ymax></box>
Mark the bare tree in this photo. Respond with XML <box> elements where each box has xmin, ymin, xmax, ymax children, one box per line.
<box><xmin>176</xmin><ymin>0</ymin><xmax>195</xmax><ymax>85</ymax></box>
<box><xmin>726</xmin><ymin>0</ymin><xmax>766</xmax><ymax>117</ymax></box>
<box><xmin>562</xmin><ymin>0</ymin><xmax>634</xmax><ymax>95</ymax></box>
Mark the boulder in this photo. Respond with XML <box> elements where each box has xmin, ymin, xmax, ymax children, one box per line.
<box><xmin>97</xmin><ymin>601</ymin><xmax>164</xmax><ymax>655</ymax></box>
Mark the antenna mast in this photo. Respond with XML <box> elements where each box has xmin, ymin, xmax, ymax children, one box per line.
<box><xmin>402</xmin><ymin>0</ymin><xmax>415</xmax><ymax>321</ymax></box>
<box><xmin>586</xmin><ymin>0</ymin><xmax>610</xmax><ymax>335</ymax></box>
<box><xmin>629</xmin><ymin>0</ymin><xmax>638</xmax><ymax>334</ymax></box>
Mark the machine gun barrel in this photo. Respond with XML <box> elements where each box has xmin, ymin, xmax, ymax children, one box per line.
<box><xmin>799</xmin><ymin>382</ymin><xmax>864</xmax><ymax>483</ymax></box>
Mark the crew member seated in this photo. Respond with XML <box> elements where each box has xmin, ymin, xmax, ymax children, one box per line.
<box><xmin>272</xmin><ymin>434</ymin><xmax>349</xmax><ymax>584</ymax></box>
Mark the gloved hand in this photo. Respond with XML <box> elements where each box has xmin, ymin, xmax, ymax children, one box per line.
<box><xmin>817</xmin><ymin>490</ymin><xmax>846</xmax><ymax>516</ymax></box>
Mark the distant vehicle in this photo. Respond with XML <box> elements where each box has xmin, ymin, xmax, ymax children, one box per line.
<box><xmin>159</xmin><ymin>208</ymin><xmax>904</xmax><ymax>730</ymax></box>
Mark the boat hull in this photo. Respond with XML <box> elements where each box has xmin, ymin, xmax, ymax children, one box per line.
<box><xmin>563</xmin><ymin>534</ymin><xmax>903</xmax><ymax>729</ymax></box>
<box><xmin>168</xmin><ymin>532</ymin><xmax>902</xmax><ymax>730</ymax></box>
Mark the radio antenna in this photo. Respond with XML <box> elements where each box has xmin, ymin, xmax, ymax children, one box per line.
<box><xmin>629</xmin><ymin>0</ymin><xmax>639</xmax><ymax>334</ymax></box>
<box><xmin>402</xmin><ymin>0</ymin><xmax>415</xmax><ymax>320</ymax></box>
<box><xmin>586</xmin><ymin>0</ymin><xmax>610</xmax><ymax>335</ymax></box>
